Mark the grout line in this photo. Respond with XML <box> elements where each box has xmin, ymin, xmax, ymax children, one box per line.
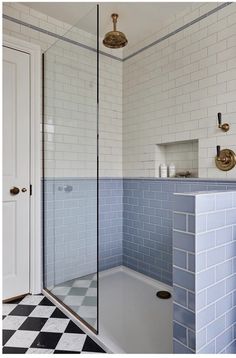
<box><xmin>2</xmin><ymin>14</ymin><xmax>123</xmax><ymax>62</ymax></box>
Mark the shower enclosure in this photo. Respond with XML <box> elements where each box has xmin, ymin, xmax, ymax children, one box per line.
<box><xmin>42</xmin><ymin>5</ymin><xmax>99</xmax><ymax>333</ymax></box>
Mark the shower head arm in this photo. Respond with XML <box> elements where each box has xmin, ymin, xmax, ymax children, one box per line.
<box><xmin>111</xmin><ymin>13</ymin><xmax>118</xmax><ymax>31</ymax></box>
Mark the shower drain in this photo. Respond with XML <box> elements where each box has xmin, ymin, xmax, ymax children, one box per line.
<box><xmin>156</xmin><ymin>290</ymin><xmax>171</xmax><ymax>299</ymax></box>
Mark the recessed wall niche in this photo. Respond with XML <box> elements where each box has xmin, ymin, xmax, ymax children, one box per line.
<box><xmin>155</xmin><ymin>140</ymin><xmax>198</xmax><ymax>178</ymax></box>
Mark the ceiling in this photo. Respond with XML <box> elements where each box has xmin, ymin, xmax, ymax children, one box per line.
<box><xmin>24</xmin><ymin>2</ymin><xmax>194</xmax><ymax>49</ymax></box>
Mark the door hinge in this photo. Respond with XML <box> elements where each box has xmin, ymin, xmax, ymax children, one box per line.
<box><xmin>30</xmin><ymin>184</ymin><xmax>32</xmax><ymax>196</ymax></box>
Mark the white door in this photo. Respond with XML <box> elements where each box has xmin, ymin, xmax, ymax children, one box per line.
<box><xmin>3</xmin><ymin>46</ymin><xmax>30</xmax><ymax>301</ymax></box>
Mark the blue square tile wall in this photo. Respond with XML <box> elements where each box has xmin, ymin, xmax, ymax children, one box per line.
<box><xmin>173</xmin><ymin>191</ymin><xmax>236</xmax><ymax>354</ymax></box>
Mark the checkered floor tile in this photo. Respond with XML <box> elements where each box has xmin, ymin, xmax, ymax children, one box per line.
<box><xmin>51</xmin><ymin>273</ymin><xmax>97</xmax><ymax>328</ymax></box>
<box><xmin>2</xmin><ymin>294</ymin><xmax>105</xmax><ymax>354</ymax></box>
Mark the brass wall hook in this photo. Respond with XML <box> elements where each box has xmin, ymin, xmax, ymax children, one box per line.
<box><xmin>215</xmin><ymin>145</ymin><xmax>236</xmax><ymax>171</ymax></box>
<box><xmin>217</xmin><ymin>113</ymin><xmax>230</xmax><ymax>132</ymax></box>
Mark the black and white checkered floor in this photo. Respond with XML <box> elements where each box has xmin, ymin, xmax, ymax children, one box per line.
<box><xmin>51</xmin><ymin>273</ymin><xmax>97</xmax><ymax>329</ymax></box>
<box><xmin>2</xmin><ymin>294</ymin><xmax>106</xmax><ymax>354</ymax></box>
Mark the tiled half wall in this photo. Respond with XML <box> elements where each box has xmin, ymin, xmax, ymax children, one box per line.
<box><xmin>123</xmin><ymin>178</ymin><xmax>236</xmax><ymax>285</ymax></box>
<box><xmin>44</xmin><ymin>177</ymin><xmax>236</xmax><ymax>289</ymax></box>
<box><xmin>173</xmin><ymin>191</ymin><xmax>236</xmax><ymax>354</ymax></box>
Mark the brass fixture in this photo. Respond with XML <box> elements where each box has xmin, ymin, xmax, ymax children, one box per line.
<box><xmin>217</xmin><ymin>112</ymin><xmax>229</xmax><ymax>132</ymax></box>
<box><xmin>103</xmin><ymin>13</ymin><xmax>128</xmax><ymax>49</ymax></box>
<box><xmin>10</xmin><ymin>187</ymin><xmax>20</xmax><ymax>195</ymax></box>
<box><xmin>215</xmin><ymin>145</ymin><xmax>236</xmax><ymax>171</ymax></box>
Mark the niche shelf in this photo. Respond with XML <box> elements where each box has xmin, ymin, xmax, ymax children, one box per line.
<box><xmin>155</xmin><ymin>139</ymin><xmax>199</xmax><ymax>178</ymax></box>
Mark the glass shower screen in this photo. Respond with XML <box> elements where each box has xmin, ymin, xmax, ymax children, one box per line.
<box><xmin>43</xmin><ymin>5</ymin><xmax>99</xmax><ymax>333</ymax></box>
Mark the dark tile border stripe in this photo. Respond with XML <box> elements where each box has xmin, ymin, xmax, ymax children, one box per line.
<box><xmin>123</xmin><ymin>2</ymin><xmax>232</xmax><ymax>61</ymax></box>
<box><xmin>3</xmin><ymin>2</ymin><xmax>232</xmax><ymax>62</ymax></box>
<box><xmin>2</xmin><ymin>14</ymin><xmax>123</xmax><ymax>62</ymax></box>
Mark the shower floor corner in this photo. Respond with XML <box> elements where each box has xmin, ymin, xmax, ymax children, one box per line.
<box><xmin>45</xmin><ymin>266</ymin><xmax>173</xmax><ymax>354</ymax></box>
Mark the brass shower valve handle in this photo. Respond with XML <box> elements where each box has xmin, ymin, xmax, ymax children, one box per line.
<box><xmin>217</xmin><ymin>112</ymin><xmax>230</xmax><ymax>132</ymax></box>
<box><xmin>215</xmin><ymin>145</ymin><xmax>236</xmax><ymax>171</ymax></box>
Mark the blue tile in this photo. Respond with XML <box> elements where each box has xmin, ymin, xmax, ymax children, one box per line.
<box><xmin>207</xmin><ymin>281</ymin><xmax>226</xmax><ymax>307</ymax></box>
<box><xmin>173</xmin><ymin>321</ymin><xmax>187</xmax><ymax>345</ymax></box>
<box><xmin>216</xmin><ymin>326</ymin><xmax>233</xmax><ymax>353</ymax></box>
<box><xmin>173</xmin><ymin>339</ymin><xmax>193</xmax><ymax>354</ymax></box>
<box><xmin>174</xmin><ymin>195</ymin><xmax>195</xmax><ymax>213</ymax></box>
<box><xmin>216</xmin><ymin>294</ymin><xmax>233</xmax><ymax>318</ymax></box>
<box><xmin>187</xmin><ymin>215</ymin><xmax>195</xmax><ymax>233</ymax></box>
<box><xmin>173</xmin><ymin>213</ymin><xmax>187</xmax><ymax>231</ymax></box>
<box><xmin>198</xmin><ymin>340</ymin><xmax>215</xmax><ymax>354</ymax></box>
<box><xmin>174</xmin><ymin>304</ymin><xmax>195</xmax><ymax>330</ymax></box>
<box><xmin>216</xmin><ymin>226</ymin><xmax>233</xmax><ymax>246</ymax></box>
<box><xmin>226</xmin><ymin>208</ymin><xmax>236</xmax><ymax>225</ymax></box>
<box><xmin>207</xmin><ymin>315</ymin><xmax>226</xmax><ymax>342</ymax></box>
<box><xmin>207</xmin><ymin>246</ymin><xmax>225</xmax><ymax>267</ymax></box>
<box><xmin>195</xmin><ymin>214</ymin><xmax>206</xmax><ymax>233</ymax></box>
<box><xmin>216</xmin><ymin>192</ymin><xmax>233</xmax><ymax>210</ymax></box>
<box><xmin>173</xmin><ymin>249</ymin><xmax>187</xmax><ymax>269</ymax></box>
<box><xmin>224</xmin><ymin>340</ymin><xmax>236</xmax><ymax>353</ymax></box>
<box><xmin>225</xmin><ymin>306</ymin><xmax>236</xmax><ymax>326</ymax></box>
<box><xmin>196</xmin><ymin>231</ymin><xmax>215</xmax><ymax>252</ymax></box>
<box><xmin>173</xmin><ymin>285</ymin><xmax>187</xmax><ymax>307</ymax></box>
<box><xmin>173</xmin><ymin>267</ymin><xmax>195</xmax><ymax>291</ymax></box>
<box><xmin>225</xmin><ymin>242</ymin><xmax>236</xmax><ymax>260</ymax></box>
<box><xmin>196</xmin><ymin>303</ymin><xmax>215</xmax><ymax>330</ymax></box>
<box><xmin>173</xmin><ymin>231</ymin><xmax>195</xmax><ymax>253</ymax></box>
<box><xmin>207</xmin><ymin>211</ymin><xmax>225</xmax><ymax>230</ymax></box>
<box><xmin>226</xmin><ymin>273</ymin><xmax>236</xmax><ymax>294</ymax></box>
<box><xmin>196</xmin><ymin>194</ymin><xmax>215</xmax><ymax>214</ymax></box>
<box><xmin>188</xmin><ymin>253</ymin><xmax>195</xmax><ymax>272</ymax></box>
<box><xmin>196</xmin><ymin>252</ymin><xmax>206</xmax><ymax>271</ymax></box>
<box><xmin>196</xmin><ymin>328</ymin><xmax>206</xmax><ymax>350</ymax></box>
<box><xmin>188</xmin><ymin>329</ymin><xmax>195</xmax><ymax>350</ymax></box>
<box><xmin>188</xmin><ymin>291</ymin><xmax>195</xmax><ymax>311</ymax></box>
<box><xmin>216</xmin><ymin>260</ymin><xmax>233</xmax><ymax>281</ymax></box>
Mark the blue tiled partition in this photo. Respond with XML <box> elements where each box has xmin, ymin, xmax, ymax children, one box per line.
<box><xmin>173</xmin><ymin>191</ymin><xmax>236</xmax><ymax>354</ymax></box>
<box><xmin>123</xmin><ymin>178</ymin><xmax>236</xmax><ymax>285</ymax></box>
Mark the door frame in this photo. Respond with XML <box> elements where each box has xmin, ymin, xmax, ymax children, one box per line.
<box><xmin>3</xmin><ymin>34</ymin><xmax>41</xmax><ymax>295</ymax></box>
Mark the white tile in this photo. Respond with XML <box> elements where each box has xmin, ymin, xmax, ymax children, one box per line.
<box><xmin>29</xmin><ymin>306</ymin><xmax>55</xmax><ymax>318</ymax></box>
<box><xmin>56</xmin><ymin>333</ymin><xmax>86</xmax><ymax>352</ymax></box>
<box><xmin>41</xmin><ymin>318</ymin><xmax>70</xmax><ymax>333</ymax></box>
<box><xmin>2</xmin><ymin>304</ymin><xmax>17</xmax><ymax>315</ymax></box>
<box><xmin>26</xmin><ymin>348</ymin><xmax>54</xmax><ymax>354</ymax></box>
<box><xmin>5</xmin><ymin>330</ymin><xmax>39</xmax><ymax>348</ymax></box>
<box><xmin>3</xmin><ymin>315</ymin><xmax>27</xmax><ymax>330</ymax></box>
<box><xmin>20</xmin><ymin>295</ymin><xmax>44</xmax><ymax>306</ymax></box>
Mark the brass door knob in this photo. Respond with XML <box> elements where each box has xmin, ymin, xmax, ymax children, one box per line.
<box><xmin>10</xmin><ymin>187</ymin><xmax>20</xmax><ymax>195</ymax></box>
<box><xmin>21</xmin><ymin>188</ymin><xmax>27</xmax><ymax>192</ymax></box>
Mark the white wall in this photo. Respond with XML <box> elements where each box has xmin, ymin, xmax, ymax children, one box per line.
<box><xmin>3</xmin><ymin>2</ymin><xmax>123</xmax><ymax>178</ymax></box>
<box><xmin>123</xmin><ymin>2</ymin><xmax>236</xmax><ymax>179</ymax></box>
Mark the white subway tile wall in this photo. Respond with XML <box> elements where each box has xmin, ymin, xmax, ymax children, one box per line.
<box><xmin>123</xmin><ymin>2</ymin><xmax>236</xmax><ymax>179</ymax></box>
<box><xmin>3</xmin><ymin>2</ymin><xmax>123</xmax><ymax>178</ymax></box>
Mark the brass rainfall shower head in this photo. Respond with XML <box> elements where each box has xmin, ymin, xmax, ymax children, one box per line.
<box><xmin>103</xmin><ymin>13</ymin><xmax>128</xmax><ymax>49</ymax></box>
